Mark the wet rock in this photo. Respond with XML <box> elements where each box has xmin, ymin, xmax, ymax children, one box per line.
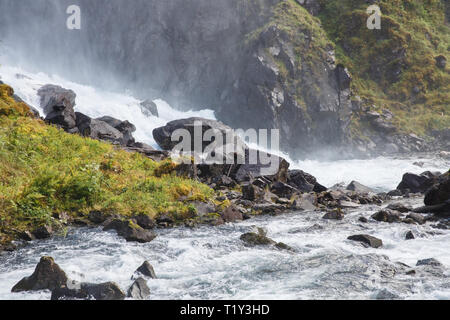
<box><xmin>253</xmin><ymin>202</ymin><xmax>286</xmax><ymax>215</ymax></box>
<box><xmin>387</xmin><ymin>189</ymin><xmax>402</xmax><ymax>197</ymax></box>
<box><xmin>18</xmin><ymin>231</ymin><xmax>35</xmax><ymax>242</ymax></box>
<box><xmin>416</xmin><ymin>258</ymin><xmax>443</xmax><ymax>267</ymax></box>
<box><xmin>322</xmin><ymin>209</ymin><xmax>344</xmax><ymax>220</ymax></box>
<box><xmin>413</xmin><ymin>201</ymin><xmax>450</xmax><ymax>217</ymax></box>
<box><xmin>339</xmin><ymin>200</ymin><xmax>361</xmax><ymax>208</ymax></box>
<box><xmin>103</xmin><ymin>219</ymin><xmax>157</xmax><ymax>243</ymax></box>
<box><xmin>127</xmin><ymin>277</ymin><xmax>150</xmax><ymax>300</ymax></box>
<box><xmin>242</xmin><ymin>184</ymin><xmax>257</xmax><ymax>201</ymax></box>
<box><xmin>396</xmin><ymin>171</ymin><xmax>441</xmax><ymax>194</ymax></box>
<box><xmin>347</xmin><ymin>234</ymin><xmax>383</xmax><ymax>248</ymax></box>
<box><xmin>97</xmin><ymin>116</ymin><xmax>136</xmax><ymax>146</ymax></box>
<box><xmin>346</xmin><ymin>181</ymin><xmax>373</xmax><ymax>194</ymax></box>
<box><xmin>424</xmin><ymin>171</ymin><xmax>450</xmax><ymax>206</ymax></box>
<box><xmin>271</xmin><ymin>181</ymin><xmax>298</xmax><ymax>198</ymax></box>
<box><xmin>51</xmin><ymin>281</ymin><xmax>125</xmax><ymax>300</ymax></box>
<box><xmin>132</xmin><ymin>214</ymin><xmax>156</xmax><ymax>230</ymax></box>
<box><xmin>12</xmin><ymin>256</ymin><xmax>68</xmax><ymax>292</ymax></box>
<box><xmin>406</xmin><ymin>213</ymin><xmax>426</xmax><ymax>225</ymax></box>
<box><xmin>371</xmin><ymin>209</ymin><xmax>403</xmax><ymax>223</ymax></box>
<box><xmin>387</xmin><ymin>202</ymin><xmax>412</xmax><ymax>213</ymax></box>
<box><xmin>274</xmin><ymin>242</ymin><xmax>294</xmax><ymax>251</ymax></box>
<box><xmin>240</xmin><ymin>228</ymin><xmax>275</xmax><ymax>246</ymax></box>
<box><xmin>32</xmin><ymin>225</ymin><xmax>53</xmax><ymax>239</ymax></box>
<box><xmin>405</xmin><ymin>231</ymin><xmax>415</xmax><ymax>240</ymax></box>
<box><xmin>140</xmin><ymin>99</ymin><xmax>159</xmax><ymax>117</ymax></box>
<box><xmin>287</xmin><ymin>170</ymin><xmax>326</xmax><ymax>193</ymax></box>
<box><xmin>135</xmin><ymin>261</ymin><xmax>157</xmax><ymax>279</ymax></box>
<box><xmin>220</xmin><ymin>205</ymin><xmax>243</xmax><ymax>223</ymax></box>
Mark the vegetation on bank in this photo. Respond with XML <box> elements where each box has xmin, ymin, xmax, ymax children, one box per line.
<box><xmin>317</xmin><ymin>0</ymin><xmax>449</xmax><ymax>135</ymax></box>
<box><xmin>0</xmin><ymin>84</ymin><xmax>215</xmax><ymax>246</ymax></box>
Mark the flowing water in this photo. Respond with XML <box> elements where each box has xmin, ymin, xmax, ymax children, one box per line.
<box><xmin>0</xmin><ymin>65</ymin><xmax>449</xmax><ymax>300</ymax></box>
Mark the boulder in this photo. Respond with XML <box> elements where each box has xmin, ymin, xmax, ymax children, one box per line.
<box><xmin>435</xmin><ymin>55</ymin><xmax>447</xmax><ymax>69</ymax></box>
<box><xmin>271</xmin><ymin>181</ymin><xmax>298</xmax><ymax>198</ymax></box>
<box><xmin>287</xmin><ymin>170</ymin><xmax>326</xmax><ymax>193</ymax></box>
<box><xmin>346</xmin><ymin>181</ymin><xmax>374</xmax><ymax>194</ymax></box>
<box><xmin>405</xmin><ymin>231</ymin><xmax>415</xmax><ymax>240</ymax></box>
<box><xmin>371</xmin><ymin>209</ymin><xmax>403</xmax><ymax>223</ymax></box>
<box><xmin>140</xmin><ymin>99</ymin><xmax>159</xmax><ymax>117</ymax></box>
<box><xmin>322</xmin><ymin>209</ymin><xmax>344</xmax><ymax>220</ymax></box>
<box><xmin>38</xmin><ymin>84</ymin><xmax>76</xmax><ymax>116</ymax></box>
<box><xmin>347</xmin><ymin>234</ymin><xmax>383</xmax><ymax>248</ymax></box>
<box><xmin>406</xmin><ymin>213</ymin><xmax>426</xmax><ymax>225</ymax></box>
<box><xmin>75</xmin><ymin>112</ymin><xmax>124</xmax><ymax>145</ymax></box>
<box><xmin>97</xmin><ymin>116</ymin><xmax>136</xmax><ymax>146</ymax></box>
<box><xmin>387</xmin><ymin>202</ymin><xmax>412</xmax><ymax>213</ymax></box>
<box><xmin>88</xmin><ymin>211</ymin><xmax>107</xmax><ymax>224</ymax></box>
<box><xmin>135</xmin><ymin>261</ymin><xmax>157</xmax><ymax>279</ymax></box>
<box><xmin>240</xmin><ymin>228</ymin><xmax>275</xmax><ymax>246</ymax></box>
<box><xmin>127</xmin><ymin>277</ymin><xmax>150</xmax><ymax>300</ymax></box>
<box><xmin>38</xmin><ymin>85</ymin><xmax>77</xmax><ymax>130</ymax></box>
<box><xmin>416</xmin><ymin>258</ymin><xmax>443</xmax><ymax>267</ymax></box>
<box><xmin>413</xmin><ymin>200</ymin><xmax>450</xmax><ymax>217</ymax></box>
<box><xmin>132</xmin><ymin>214</ymin><xmax>156</xmax><ymax>230</ymax></box>
<box><xmin>12</xmin><ymin>256</ymin><xmax>68</xmax><ymax>292</ymax></box>
<box><xmin>103</xmin><ymin>219</ymin><xmax>157</xmax><ymax>243</ymax></box>
<box><xmin>51</xmin><ymin>281</ymin><xmax>125</xmax><ymax>300</ymax></box>
<box><xmin>220</xmin><ymin>205</ymin><xmax>243</xmax><ymax>223</ymax></box>
<box><xmin>32</xmin><ymin>225</ymin><xmax>53</xmax><ymax>239</ymax></box>
<box><xmin>396</xmin><ymin>171</ymin><xmax>441</xmax><ymax>194</ymax></box>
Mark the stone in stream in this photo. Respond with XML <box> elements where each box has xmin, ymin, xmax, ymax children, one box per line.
<box><xmin>371</xmin><ymin>209</ymin><xmax>404</xmax><ymax>223</ymax></box>
<box><xmin>103</xmin><ymin>219</ymin><xmax>157</xmax><ymax>243</ymax></box>
<box><xmin>396</xmin><ymin>171</ymin><xmax>441</xmax><ymax>194</ymax></box>
<box><xmin>220</xmin><ymin>205</ymin><xmax>243</xmax><ymax>223</ymax></box>
<box><xmin>11</xmin><ymin>256</ymin><xmax>68</xmax><ymax>292</ymax></box>
<box><xmin>51</xmin><ymin>281</ymin><xmax>125</xmax><ymax>300</ymax></box>
<box><xmin>32</xmin><ymin>225</ymin><xmax>53</xmax><ymax>239</ymax></box>
<box><xmin>134</xmin><ymin>261</ymin><xmax>157</xmax><ymax>279</ymax></box>
<box><xmin>405</xmin><ymin>231</ymin><xmax>415</xmax><ymax>240</ymax></box>
<box><xmin>406</xmin><ymin>213</ymin><xmax>426</xmax><ymax>225</ymax></box>
<box><xmin>127</xmin><ymin>277</ymin><xmax>150</xmax><ymax>300</ymax></box>
<box><xmin>240</xmin><ymin>228</ymin><xmax>292</xmax><ymax>251</ymax></box>
<box><xmin>347</xmin><ymin>234</ymin><xmax>383</xmax><ymax>248</ymax></box>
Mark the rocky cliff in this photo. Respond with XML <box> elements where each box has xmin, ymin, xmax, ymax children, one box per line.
<box><xmin>0</xmin><ymin>0</ymin><xmax>448</xmax><ymax>158</ymax></box>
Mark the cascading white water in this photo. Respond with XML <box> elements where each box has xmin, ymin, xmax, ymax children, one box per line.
<box><xmin>0</xmin><ymin>64</ymin><xmax>449</xmax><ymax>300</ymax></box>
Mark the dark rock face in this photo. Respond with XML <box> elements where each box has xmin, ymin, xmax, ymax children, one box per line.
<box><xmin>11</xmin><ymin>256</ymin><xmax>68</xmax><ymax>292</ymax></box>
<box><xmin>135</xmin><ymin>261</ymin><xmax>157</xmax><ymax>279</ymax></box>
<box><xmin>127</xmin><ymin>278</ymin><xmax>150</xmax><ymax>300</ymax></box>
<box><xmin>396</xmin><ymin>171</ymin><xmax>441</xmax><ymax>194</ymax></box>
<box><xmin>347</xmin><ymin>234</ymin><xmax>383</xmax><ymax>248</ymax></box>
<box><xmin>424</xmin><ymin>171</ymin><xmax>450</xmax><ymax>206</ymax></box>
<box><xmin>51</xmin><ymin>281</ymin><xmax>125</xmax><ymax>300</ymax></box>
<box><xmin>103</xmin><ymin>219</ymin><xmax>157</xmax><ymax>243</ymax></box>
<box><xmin>32</xmin><ymin>225</ymin><xmax>53</xmax><ymax>239</ymax></box>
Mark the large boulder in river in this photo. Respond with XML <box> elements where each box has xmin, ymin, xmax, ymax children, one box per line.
<box><xmin>396</xmin><ymin>171</ymin><xmax>441</xmax><ymax>194</ymax></box>
<box><xmin>75</xmin><ymin>112</ymin><xmax>124</xmax><ymax>145</ymax></box>
<box><xmin>140</xmin><ymin>99</ymin><xmax>159</xmax><ymax>117</ymax></box>
<box><xmin>347</xmin><ymin>234</ymin><xmax>383</xmax><ymax>248</ymax></box>
<box><xmin>424</xmin><ymin>170</ymin><xmax>450</xmax><ymax>206</ymax></box>
<box><xmin>11</xmin><ymin>256</ymin><xmax>68</xmax><ymax>292</ymax></box>
<box><xmin>127</xmin><ymin>278</ymin><xmax>150</xmax><ymax>300</ymax></box>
